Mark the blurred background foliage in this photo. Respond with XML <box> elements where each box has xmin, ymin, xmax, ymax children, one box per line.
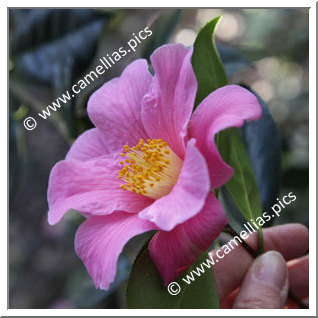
<box><xmin>9</xmin><ymin>8</ymin><xmax>308</xmax><ymax>308</ymax></box>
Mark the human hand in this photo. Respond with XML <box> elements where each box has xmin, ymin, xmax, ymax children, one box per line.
<box><xmin>211</xmin><ymin>223</ymin><xmax>309</xmax><ymax>308</ymax></box>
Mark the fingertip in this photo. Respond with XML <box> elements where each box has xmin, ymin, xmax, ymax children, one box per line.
<box><xmin>233</xmin><ymin>251</ymin><xmax>289</xmax><ymax>309</ymax></box>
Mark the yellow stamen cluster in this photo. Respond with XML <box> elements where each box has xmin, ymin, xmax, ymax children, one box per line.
<box><xmin>118</xmin><ymin>138</ymin><xmax>183</xmax><ymax>199</ymax></box>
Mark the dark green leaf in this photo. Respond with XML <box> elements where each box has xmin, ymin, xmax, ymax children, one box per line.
<box><xmin>191</xmin><ymin>16</ymin><xmax>227</xmax><ymax>107</ymax></box>
<box><xmin>219</xmin><ymin>90</ymin><xmax>281</xmax><ymax>232</ymax></box>
<box><xmin>218</xmin><ymin>128</ymin><xmax>263</xmax><ymax>252</ymax></box>
<box><xmin>191</xmin><ymin>16</ymin><xmax>264</xmax><ymax>251</ymax></box>
<box><xmin>219</xmin><ymin>187</ymin><xmax>247</xmax><ymax>233</ymax></box>
<box><xmin>216</xmin><ymin>43</ymin><xmax>281</xmax><ymax>224</ymax></box>
<box><xmin>126</xmin><ymin>248</ymin><xmax>219</xmax><ymax>309</ymax></box>
<box><xmin>10</xmin><ymin>9</ymin><xmax>111</xmax><ymax>84</ymax></box>
<box><xmin>241</xmin><ymin>88</ymin><xmax>281</xmax><ymax>220</ymax></box>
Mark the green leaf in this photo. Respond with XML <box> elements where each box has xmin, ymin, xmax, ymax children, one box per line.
<box><xmin>126</xmin><ymin>248</ymin><xmax>219</xmax><ymax>309</ymax></box>
<box><xmin>191</xmin><ymin>16</ymin><xmax>228</xmax><ymax>107</ymax></box>
<box><xmin>191</xmin><ymin>16</ymin><xmax>263</xmax><ymax>253</ymax></box>
<box><xmin>218</xmin><ymin>128</ymin><xmax>264</xmax><ymax>253</ymax></box>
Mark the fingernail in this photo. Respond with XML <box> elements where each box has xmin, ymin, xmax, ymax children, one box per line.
<box><xmin>254</xmin><ymin>251</ymin><xmax>288</xmax><ymax>290</ymax></box>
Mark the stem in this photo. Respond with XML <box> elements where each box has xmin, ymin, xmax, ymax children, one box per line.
<box><xmin>257</xmin><ymin>228</ymin><xmax>264</xmax><ymax>255</ymax></box>
<box><xmin>222</xmin><ymin>224</ymin><xmax>308</xmax><ymax>309</ymax></box>
<box><xmin>224</xmin><ymin>224</ymin><xmax>259</xmax><ymax>258</ymax></box>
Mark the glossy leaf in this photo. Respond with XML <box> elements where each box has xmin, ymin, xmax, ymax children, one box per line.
<box><xmin>191</xmin><ymin>16</ymin><xmax>227</xmax><ymax>107</ymax></box>
<box><xmin>216</xmin><ymin>44</ymin><xmax>281</xmax><ymax>219</ymax></box>
<box><xmin>126</xmin><ymin>248</ymin><xmax>219</xmax><ymax>309</ymax></box>
<box><xmin>218</xmin><ymin>128</ymin><xmax>264</xmax><ymax>252</ymax></box>
<box><xmin>241</xmin><ymin>88</ymin><xmax>281</xmax><ymax>217</ymax></box>
<box><xmin>218</xmin><ymin>90</ymin><xmax>281</xmax><ymax>230</ymax></box>
<box><xmin>190</xmin><ymin>17</ymin><xmax>263</xmax><ymax>251</ymax></box>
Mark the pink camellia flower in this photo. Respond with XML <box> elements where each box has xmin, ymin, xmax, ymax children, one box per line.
<box><xmin>47</xmin><ymin>43</ymin><xmax>261</xmax><ymax>291</ymax></box>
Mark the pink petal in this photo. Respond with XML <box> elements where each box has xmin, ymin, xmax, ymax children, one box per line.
<box><xmin>189</xmin><ymin>85</ymin><xmax>262</xmax><ymax>189</ymax></box>
<box><xmin>75</xmin><ymin>212</ymin><xmax>157</xmax><ymax>291</ymax></box>
<box><xmin>149</xmin><ymin>192</ymin><xmax>228</xmax><ymax>285</ymax></box>
<box><xmin>142</xmin><ymin>44</ymin><xmax>197</xmax><ymax>158</ymax></box>
<box><xmin>87</xmin><ymin>59</ymin><xmax>152</xmax><ymax>153</ymax></box>
<box><xmin>138</xmin><ymin>139</ymin><xmax>210</xmax><ymax>231</ymax></box>
<box><xmin>66</xmin><ymin>128</ymin><xmax>110</xmax><ymax>161</ymax></box>
<box><xmin>47</xmin><ymin>155</ymin><xmax>153</xmax><ymax>225</ymax></box>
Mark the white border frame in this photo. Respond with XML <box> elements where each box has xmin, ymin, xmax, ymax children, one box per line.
<box><xmin>2</xmin><ymin>1</ymin><xmax>316</xmax><ymax>316</ymax></box>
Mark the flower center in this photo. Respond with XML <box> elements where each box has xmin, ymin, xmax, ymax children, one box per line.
<box><xmin>118</xmin><ymin>138</ymin><xmax>183</xmax><ymax>199</ymax></box>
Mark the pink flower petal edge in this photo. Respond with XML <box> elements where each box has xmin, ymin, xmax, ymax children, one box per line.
<box><xmin>87</xmin><ymin>59</ymin><xmax>152</xmax><ymax>154</ymax></box>
<box><xmin>66</xmin><ymin>128</ymin><xmax>110</xmax><ymax>161</ymax></box>
<box><xmin>142</xmin><ymin>44</ymin><xmax>197</xmax><ymax>158</ymax></box>
<box><xmin>47</xmin><ymin>155</ymin><xmax>153</xmax><ymax>225</ymax></box>
<box><xmin>75</xmin><ymin>212</ymin><xmax>157</xmax><ymax>290</ymax></box>
<box><xmin>149</xmin><ymin>192</ymin><xmax>228</xmax><ymax>284</ymax></box>
<box><xmin>189</xmin><ymin>84</ymin><xmax>262</xmax><ymax>189</ymax></box>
